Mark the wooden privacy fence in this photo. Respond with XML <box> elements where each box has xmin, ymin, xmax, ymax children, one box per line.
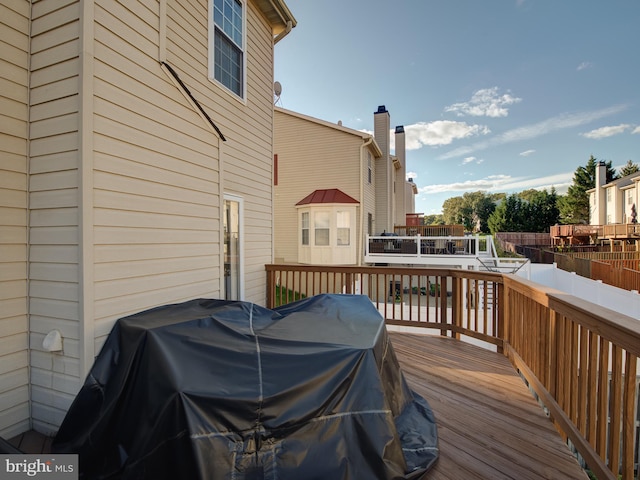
<box><xmin>266</xmin><ymin>264</ymin><xmax>640</xmax><ymax>479</ymax></box>
<box><xmin>592</xmin><ymin>261</ymin><xmax>640</xmax><ymax>292</ymax></box>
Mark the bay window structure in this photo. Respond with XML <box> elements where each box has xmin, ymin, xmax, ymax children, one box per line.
<box><xmin>296</xmin><ymin>189</ymin><xmax>358</xmax><ymax>265</ymax></box>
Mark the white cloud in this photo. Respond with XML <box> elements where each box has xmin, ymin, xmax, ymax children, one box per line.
<box><xmin>419</xmin><ymin>171</ymin><xmax>573</xmax><ymax>195</ymax></box>
<box><xmin>444</xmin><ymin>87</ymin><xmax>522</xmax><ymax>118</ymax></box>
<box><xmin>519</xmin><ymin>149</ymin><xmax>536</xmax><ymax>157</ymax></box>
<box><xmin>406</xmin><ymin>171</ymin><xmax>417</xmax><ymax>180</ymax></box>
<box><xmin>633</xmin><ymin>126</ymin><xmax>640</xmax><ymax>135</ymax></box>
<box><xmin>577</xmin><ymin>61</ymin><xmax>594</xmax><ymax>71</ymax></box>
<box><xmin>402</xmin><ymin>121</ymin><xmax>490</xmax><ymax>150</ymax></box>
<box><xmin>462</xmin><ymin>156</ymin><xmax>484</xmax><ymax>165</ymax></box>
<box><xmin>581</xmin><ymin>124</ymin><xmax>632</xmax><ymax>139</ymax></box>
<box><xmin>438</xmin><ymin>104</ymin><xmax>628</xmax><ymax>160</ymax></box>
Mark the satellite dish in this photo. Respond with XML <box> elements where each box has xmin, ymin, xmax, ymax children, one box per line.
<box><xmin>274</xmin><ymin>81</ymin><xmax>282</xmax><ymax>97</ymax></box>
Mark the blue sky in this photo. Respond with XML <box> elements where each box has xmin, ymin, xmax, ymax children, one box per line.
<box><xmin>274</xmin><ymin>0</ymin><xmax>639</xmax><ymax>215</ymax></box>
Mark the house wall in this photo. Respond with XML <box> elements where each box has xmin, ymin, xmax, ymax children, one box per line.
<box><xmin>0</xmin><ymin>0</ymin><xmax>30</xmax><ymax>438</ymax></box>
<box><xmin>274</xmin><ymin>110</ymin><xmax>362</xmax><ymax>264</ymax></box>
<box><xmin>18</xmin><ymin>0</ymin><xmax>280</xmax><ymax>434</ymax></box>
<box><xmin>27</xmin><ymin>0</ymin><xmax>83</xmax><ymax>434</ymax></box>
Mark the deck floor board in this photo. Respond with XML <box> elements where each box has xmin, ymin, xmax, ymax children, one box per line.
<box><xmin>390</xmin><ymin>332</ymin><xmax>587</xmax><ymax>479</ymax></box>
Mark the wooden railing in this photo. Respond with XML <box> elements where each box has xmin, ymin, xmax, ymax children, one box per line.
<box><xmin>265</xmin><ymin>264</ymin><xmax>640</xmax><ymax>479</ymax></box>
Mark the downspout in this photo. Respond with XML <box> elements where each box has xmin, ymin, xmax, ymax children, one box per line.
<box><xmin>358</xmin><ymin>137</ymin><xmax>373</xmax><ymax>266</ymax></box>
<box><xmin>274</xmin><ymin>20</ymin><xmax>292</xmax><ymax>45</ymax></box>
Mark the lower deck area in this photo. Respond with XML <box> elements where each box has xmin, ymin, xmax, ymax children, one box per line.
<box><xmin>7</xmin><ymin>333</ymin><xmax>587</xmax><ymax>479</ymax></box>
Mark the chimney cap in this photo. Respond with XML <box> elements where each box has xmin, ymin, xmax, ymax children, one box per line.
<box><xmin>375</xmin><ymin>105</ymin><xmax>387</xmax><ymax>114</ymax></box>
<box><xmin>395</xmin><ymin>125</ymin><xmax>405</xmax><ymax>133</ymax></box>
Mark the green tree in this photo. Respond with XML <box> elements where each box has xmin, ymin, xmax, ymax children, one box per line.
<box><xmin>442</xmin><ymin>191</ymin><xmax>500</xmax><ymax>232</ymax></box>
<box><xmin>619</xmin><ymin>159</ymin><xmax>639</xmax><ymax>177</ymax></box>
<box><xmin>488</xmin><ymin>189</ymin><xmax>560</xmax><ymax>234</ymax></box>
<box><xmin>558</xmin><ymin>155</ymin><xmax>617</xmax><ymax>224</ymax></box>
<box><xmin>422</xmin><ymin>214</ymin><xmax>444</xmax><ymax>225</ymax></box>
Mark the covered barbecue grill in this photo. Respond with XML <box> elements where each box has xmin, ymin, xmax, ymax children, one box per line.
<box><xmin>53</xmin><ymin>294</ymin><xmax>438</xmax><ymax>479</ymax></box>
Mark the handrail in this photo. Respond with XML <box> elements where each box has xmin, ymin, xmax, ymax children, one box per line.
<box><xmin>265</xmin><ymin>264</ymin><xmax>640</xmax><ymax>479</ymax></box>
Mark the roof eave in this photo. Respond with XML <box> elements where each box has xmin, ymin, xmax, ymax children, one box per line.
<box><xmin>254</xmin><ymin>0</ymin><xmax>297</xmax><ymax>34</ymax></box>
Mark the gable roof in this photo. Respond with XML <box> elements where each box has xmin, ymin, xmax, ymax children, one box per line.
<box><xmin>276</xmin><ymin>107</ymin><xmax>383</xmax><ymax>158</ymax></box>
<box><xmin>296</xmin><ymin>189</ymin><xmax>359</xmax><ymax>206</ymax></box>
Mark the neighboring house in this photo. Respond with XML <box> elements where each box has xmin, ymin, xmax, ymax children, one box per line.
<box><xmin>273</xmin><ymin>105</ymin><xmax>416</xmax><ymax>265</ymax></box>
<box><xmin>0</xmin><ymin>0</ymin><xmax>295</xmax><ymax>437</ymax></box>
<box><xmin>589</xmin><ymin>161</ymin><xmax>640</xmax><ymax>225</ymax></box>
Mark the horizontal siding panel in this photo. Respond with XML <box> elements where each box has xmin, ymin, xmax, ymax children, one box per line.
<box><xmin>30</xmin><ymin>280</ymin><xmax>78</xmax><ymax>302</ymax></box>
<box><xmin>94</xmin><ymin>226</ymin><xmax>215</xmax><ymax>245</ymax></box>
<box><xmin>30</xmin><ymin>112</ymin><xmax>77</xmax><ymax>141</ymax></box>
<box><xmin>30</xmin><ymin>94</ymin><xmax>78</xmax><ymax>122</ymax></box>
<box><xmin>94</xmin><ymin>171</ymin><xmax>215</xmax><ymax>207</ymax></box>
<box><xmin>30</xmin><ymin>38</ymin><xmax>80</xmax><ymax>74</ymax></box>
<box><xmin>0</xmin><ymin>169</ymin><xmax>27</xmax><ymax>191</ymax></box>
<box><xmin>30</xmin><ymin>207</ymin><xmax>78</xmax><ymax>227</ymax></box>
<box><xmin>0</xmin><ymin>280</ymin><xmax>27</xmax><ymax>301</ymax></box>
<box><xmin>95</xmin><ymin>3</ymin><xmax>158</xmax><ymax>54</ymax></box>
<box><xmin>30</xmin><ymin>131</ymin><xmax>78</xmax><ymax>157</ymax></box>
<box><xmin>30</xmin><ymin>76</ymin><xmax>79</xmax><ymax>107</ymax></box>
<box><xmin>30</xmin><ymin>226</ymin><xmax>78</xmax><ymax>245</ymax></box>
<box><xmin>0</xmin><ymin>263</ymin><xmax>26</xmax><ymax>282</ymax></box>
<box><xmin>95</xmin><ymin>267</ymin><xmax>215</xmax><ymax>300</ymax></box>
<box><xmin>0</xmin><ymin>226</ymin><xmax>27</xmax><ymax>245</ymax></box>
<box><xmin>30</xmin><ymin>189</ymin><xmax>78</xmax><ymax>209</ymax></box>
<box><xmin>31</xmin><ymin>370</ymin><xmax>79</xmax><ymax>397</ymax></box>
<box><xmin>0</xmin><ymin>315</ymin><xmax>27</xmax><ymax>337</ymax></box>
<box><xmin>94</xmin><ymin>208</ymin><xmax>218</xmax><ymax>231</ymax></box>
<box><xmin>92</xmin><ymin>131</ymin><xmax>217</xmax><ymax>181</ymax></box>
<box><xmin>0</xmin><ymin>132</ymin><xmax>27</xmax><ymax>157</ymax></box>
<box><xmin>0</xmin><ymin>333</ymin><xmax>28</xmax><ymax>357</ymax></box>
<box><xmin>0</xmin><ymin>95</ymin><xmax>28</xmax><ymax>127</ymax></box>
<box><xmin>30</xmin><ymin>263</ymin><xmax>78</xmax><ymax>283</ymax></box>
<box><xmin>94</xmin><ymin>154</ymin><xmax>216</xmax><ymax>195</ymax></box>
<box><xmin>31</xmin><ymin>1</ymin><xmax>79</xmax><ymax>39</ymax></box>
<box><xmin>31</xmin><ymin>384</ymin><xmax>75</xmax><ymax>413</ymax></box>
<box><xmin>0</xmin><ymin>404</ymin><xmax>29</xmax><ymax>439</ymax></box>
<box><xmin>31</xmin><ymin>351</ymin><xmax>79</xmax><ymax>378</ymax></box>
<box><xmin>0</xmin><ymin>59</ymin><xmax>28</xmax><ymax>94</ymax></box>
<box><xmin>95</xmin><ymin>190</ymin><xmax>218</xmax><ymax>220</ymax></box>
<box><xmin>0</xmin><ymin>3</ymin><xmax>29</xmax><ymax>34</ymax></box>
<box><xmin>94</xmin><ymin>280</ymin><xmax>219</xmax><ymax>325</ymax></box>
<box><xmin>30</xmin><ymin>298</ymin><xmax>79</xmax><ymax>323</ymax></box>
<box><xmin>0</xmin><ymin>188</ymin><xmax>27</xmax><ymax>209</ymax></box>
<box><xmin>0</xmin><ymin>351</ymin><xmax>28</xmax><ymax>376</ymax></box>
<box><xmin>30</xmin><ymin>245</ymin><xmax>77</xmax><ymax>264</ymax></box>
<box><xmin>2</xmin><ymin>152</ymin><xmax>27</xmax><ymax>176</ymax></box>
<box><xmin>95</xmin><ymin>243</ymin><xmax>218</xmax><ymax>263</ymax></box>
<box><xmin>30</xmin><ymin>170</ymin><xmax>77</xmax><ymax>192</ymax></box>
<box><xmin>0</xmin><ymin>298</ymin><xmax>26</xmax><ymax>322</ymax></box>
<box><xmin>30</xmin><ymin>151</ymin><xmax>79</xmax><ymax>174</ymax></box>
<box><xmin>94</xmin><ymin>255</ymin><xmax>217</xmax><ymax>282</ymax></box>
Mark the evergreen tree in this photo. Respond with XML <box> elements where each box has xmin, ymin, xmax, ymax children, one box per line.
<box><xmin>619</xmin><ymin>159</ymin><xmax>639</xmax><ymax>177</ymax></box>
<box><xmin>558</xmin><ymin>155</ymin><xmax>616</xmax><ymax>224</ymax></box>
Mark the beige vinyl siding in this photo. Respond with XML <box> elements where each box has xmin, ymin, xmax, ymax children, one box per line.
<box><xmin>166</xmin><ymin>0</ymin><xmax>275</xmax><ymax>303</ymax></box>
<box><xmin>0</xmin><ymin>0</ymin><xmax>30</xmax><ymax>438</ymax></box>
<box><xmin>92</xmin><ymin>0</ymin><xmax>221</xmax><ymax>343</ymax></box>
<box><xmin>27</xmin><ymin>0</ymin><xmax>82</xmax><ymax>434</ymax></box>
<box><xmin>363</xmin><ymin>150</ymin><xmax>378</xmax><ymax>236</ymax></box>
<box><xmin>274</xmin><ymin>110</ymin><xmax>363</xmax><ymax>264</ymax></box>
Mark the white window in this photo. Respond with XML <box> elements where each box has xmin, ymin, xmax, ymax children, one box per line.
<box><xmin>314</xmin><ymin>212</ymin><xmax>330</xmax><ymax>246</ymax></box>
<box><xmin>301</xmin><ymin>212</ymin><xmax>309</xmax><ymax>245</ymax></box>
<box><xmin>628</xmin><ymin>190</ymin><xmax>633</xmax><ymax>205</ymax></box>
<box><xmin>211</xmin><ymin>0</ymin><xmax>245</xmax><ymax>98</ymax></box>
<box><xmin>367</xmin><ymin>153</ymin><xmax>372</xmax><ymax>184</ymax></box>
<box><xmin>606</xmin><ymin>188</ymin><xmax>612</xmax><ymax>202</ymax></box>
<box><xmin>337</xmin><ymin>211</ymin><xmax>350</xmax><ymax>246</ymax></box>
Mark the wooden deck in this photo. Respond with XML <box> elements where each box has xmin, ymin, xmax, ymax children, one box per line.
<box><xmin>8</xmin><ymin>333</ymin><xmax>587</xmax><ymax>479</ymax></box>
<box><xmin>390</xmin><ymin>333</ymin><xmax>587</xmax><ymax>479</ymax></box>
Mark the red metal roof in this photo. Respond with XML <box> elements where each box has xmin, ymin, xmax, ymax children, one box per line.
<box><xmin>296</xmin><ymin>189</ymin><xmax>359</xmax><ymax>206</ymax></box>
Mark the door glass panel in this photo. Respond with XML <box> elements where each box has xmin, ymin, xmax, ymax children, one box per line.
<box><xmin>224</xmin><ymin>199</ymin><xmax>240</xmax><ymax>300</ymax></box>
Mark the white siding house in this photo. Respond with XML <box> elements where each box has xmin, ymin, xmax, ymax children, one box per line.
<box><xmin>0</xmin><ymin>0</ymin><xmax>295</xmax><ymax>438</ymax></box>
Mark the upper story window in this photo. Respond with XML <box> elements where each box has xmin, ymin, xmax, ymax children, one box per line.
<box><xmin>367</xmin><ymin>153</ymin><xmax>372</xmax><ymax>184</ymax></box>
<box><xmin>211</xmin><ymin>0</ymin><xmax>245</xmax><ymax>98</ymax></box>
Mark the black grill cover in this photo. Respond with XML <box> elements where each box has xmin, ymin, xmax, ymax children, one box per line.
<box><xmin>53</xmin><ymin>294</ymin><xmax>438</xmax><ymax>479</ymax></box>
